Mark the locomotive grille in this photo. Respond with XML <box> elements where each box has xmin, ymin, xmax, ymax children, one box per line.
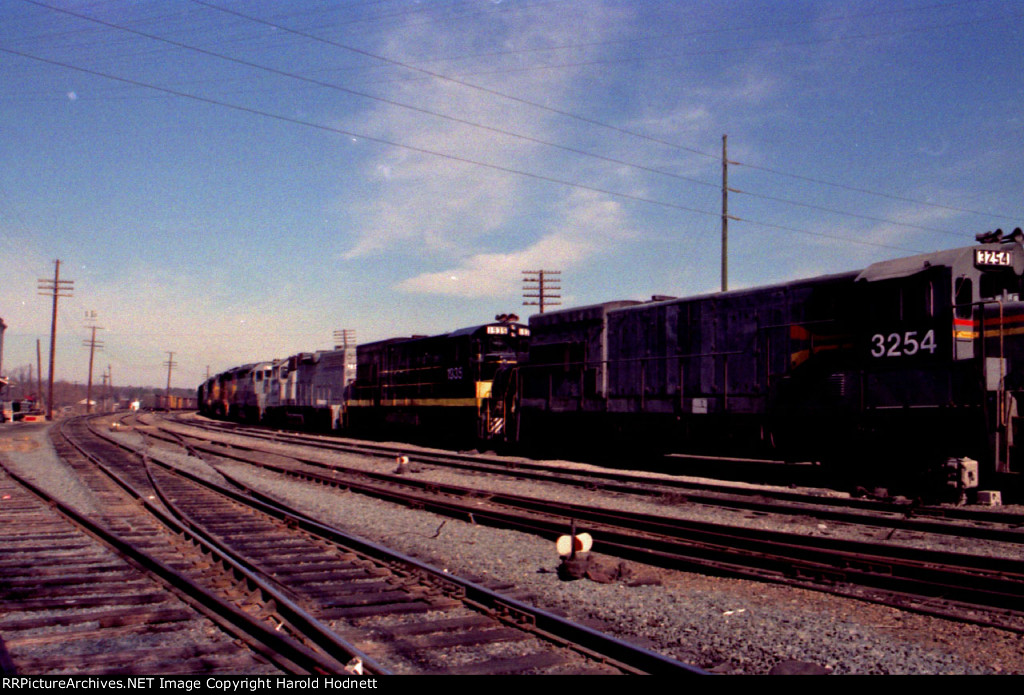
<box><xmin>827</xmin><ymin>373</ymin><xmax>846</xmax><ymax>398</ymax></box>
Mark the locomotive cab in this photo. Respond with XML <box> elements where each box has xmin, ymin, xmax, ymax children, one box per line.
<box><xmin>855</xmin><ymin>231</ymin><xmax>1024</xmax><ymax>489</ymax></box>
<box><xmin>965</xmin><ymin>236</ymin><xmax>1024</xmax><ymax>479</ymax></box>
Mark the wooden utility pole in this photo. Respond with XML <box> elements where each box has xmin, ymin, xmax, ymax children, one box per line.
<box><xmin>522</xmin><ymin>270</ymin><xmax>562</xmax><ymax>314</ymax></box>
<box><xmin>36</xmin><ymin>340</ymin><xmax>43</xmax><ymax>412</ymax></box>
<box><xmin>38</xmin><ymin>260</ymin><xmax>74</xmax><ymax>420</ymax></box>
<box><xmin>720</xmin><ymin>134</ymin><xmax>741</xmax><ymax>293</ymax></box>
<box><xmin>0</xmin><ymin>317</ymin><xmax>7</xmax><ymax>392</ymax></box>
<box><xmin>721</xmin><ymin>134</ymin><xmax>729</xmax><ymax>293</ymax></box>
<box><xmin>82</xmin><ymin>315</ymin><xmax>104</xmax><ymax>414</ymax></box>
<box><xmin>164</xmin><ymin>351</ymin><xmax>177</xmax><ymax>411</ymax></box>
<box><xmin>333</xmin><ymin>329</ymin><xmax>356</xmax><ymax>350</ymax></box>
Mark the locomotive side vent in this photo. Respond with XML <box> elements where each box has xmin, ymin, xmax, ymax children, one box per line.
<box><xmin>826</xmin><ymin>373</ymin><xmax>846</xmax><ymax>398</ymax></box>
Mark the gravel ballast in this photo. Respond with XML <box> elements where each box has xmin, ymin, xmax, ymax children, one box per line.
<box><xmin>4</xmin><ymin>418</ymin><xmax>1024</xmax><ymax>675</ymax></box>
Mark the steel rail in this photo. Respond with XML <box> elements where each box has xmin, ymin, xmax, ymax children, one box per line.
<box><xmin>169</xmin><ymin>415</ymin><xmax>1024</xmax><ymax>533</ymax></box>
<box><xmin>0</xmin><ymin>462</ymin><xmax>340</xmax><ymax>675</ymax></box>
<box><xmin>90</xmin><ymin>417</ymin><xmax>708</xmax><ymax>675</ymax></box>
<box><xmin>55</xmin><ymin>417</ymin><xmax>385</xmax><ymax>675</ymax></box>
<box><xmin>166</xmin><ymin>431</ymin><xmax>1024</xmax><ymax>579</ymax></box>
<box><xmin>141</xmin><ymin>453</ymin><xmax>708</xmax><ymax>676</ymax></box>
<box><xmin>145</xmin><ymin>424</ymin><xmax>1024</xmax><ymax>630</ymax></box>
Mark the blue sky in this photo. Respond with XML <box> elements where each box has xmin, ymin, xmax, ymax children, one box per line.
<box><xmin>1</xmin><ymin>0</ymin><xmax>1022</xmax><ymax>392</ymax></box>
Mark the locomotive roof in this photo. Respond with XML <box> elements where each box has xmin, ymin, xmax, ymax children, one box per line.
<box><xmin>530</xmin><ymin>300</ymin><xmax>641</xmax><ymax>326</ymax></box>
<box><xmin>562</xmin><ymin>244</ymin><xmax>1021</xmax><ymax>316</ymax></box>
<box><xmin>855</xmin><ymin>243</ymin><xmax>1024</xmax><ymax>282</ymax></box>
<box><xmin>358</xmin><ymin>321</ymin><xmax>527</xmax><ymax>348</ymax></box>
<box><xmin>446</xmin><ymin>321</ymin><xmax>527</xmax><ymax>337</ymax></box>
<box><xmin>627</xmin><ymin>269</ymin><xmax>861</xmax><ymax>310</ymax></box>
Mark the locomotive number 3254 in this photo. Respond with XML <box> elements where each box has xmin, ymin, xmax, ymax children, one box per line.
<box><xmin>869</xmin><ymin>329</ymin><xmax>937</xmax><ymax>358</ymax></box>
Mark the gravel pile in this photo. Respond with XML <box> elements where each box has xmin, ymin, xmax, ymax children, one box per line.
<box><xmin>4</xmin><ymin>418</ymin><xmax>1024</xmax><ymax>675</ymax></box>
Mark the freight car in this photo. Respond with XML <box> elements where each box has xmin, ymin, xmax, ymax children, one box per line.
<box><xmin>512</xmin><ymin>231</ymin><xmax>1024</xmax><ymax>493</ymax></box>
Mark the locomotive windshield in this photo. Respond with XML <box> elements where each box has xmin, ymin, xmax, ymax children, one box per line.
<box><xmin>481</xmin><ymin>335</ymin><xmax>521</xmax><ymax>357</ymax></box>
<box><xmin>979</xmin><ymin>268</ymin><xmax>1022</xmax><ymax>302</ymax></box>
<box><xmin>477</xmin><ymin>324</ymin><xmax>529</xmax><ymax>362</ymax></box>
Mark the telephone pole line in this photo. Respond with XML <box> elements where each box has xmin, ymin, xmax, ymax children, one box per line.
<box><xmin>82</xmin><ymin>313</ymin><xmax>104</xmax><ymax>414</ymax></box>
<box><xmin>164</xmin><ymin>351</ymin><xmax>177</xmax><ymax>411</ymax></box>
<box><xmin>720</xmin><ymin>134</ymin><xmax>740</xmax><ymax>293</ymax></box>
<box><xmin>38</xmin><ymin>260</ymin><xmax>74</xmax><ymax>420</ymax></box>
<box><xmin>333</xmin><ymin>329</ymin><xmax>356</xmax><ymax>350</ymax></box>
<box><xmin>522</xmin><ymin>270</ymin><xmax>562</xmax><ymax>314</ymax></box>
<box><xmin>722</xmin><ymin>134</ymin><xmax>728</xmax><ymax>292</ymax></box>
<box><xmin>36</xmin><ymin>340</ymin><xmax>43</xmax><ymax>412</ymax></box>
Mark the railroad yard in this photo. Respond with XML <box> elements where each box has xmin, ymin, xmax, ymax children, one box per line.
<box><xmin>1</xmin><ymin>413</ymin><xmax>1023</xmax><ymax>676</ymax></box>
<box><xmin>6</xmin><ymin>0</ymin><xmax>1024</xmax><ymax>679</ymax></box>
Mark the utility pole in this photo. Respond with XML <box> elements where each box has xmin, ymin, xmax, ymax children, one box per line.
<box><xmin>38</xmin><ymin>260</ymin><xmax>74</xmax><ymax>420</ymax></box>
<box><xmin>0</xmin><ymin>317</ymin><xmax>7</xmax><ymax>395</ymax></box>
<box><xmin>720</xmin><ymin>134</ymin><xmax>740</xmax><ymax>293</ymax></box>
<box><xmin>82</xmin><ymin>312</ymin><xmax>104</xmax><ymax>414</ymax></box>
<box><xmin>36</xmin><ymin>340</ymin><xmax>43</xmax><ymax>412</ymax></box>
<box><xmin>522</xmin><ymin>270</ymin><xmax>562</xmax><ymax>314</ymax></box>
<box><xmin>164</xmin><ymin>351</ymin><xmax>177</xmax><ymax>411</ymax></box>
<box><xmin>721</xmin><ymin>134</ymin><xmax>729</xmax><ymax>293</ymax></box>
<box><xmin>333</xmin><ymin>329</ymin><xmax>356</xmax><ymax>350</ymax></box>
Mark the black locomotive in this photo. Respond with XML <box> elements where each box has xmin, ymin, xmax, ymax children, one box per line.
<box><xmin>200</xmin><ymin>231</ymin><xmax>1024</xmax><ymax>495</ymax></box>
<box><xmin>347</xmin><ymin>316</ymin><xmax>529</xmax><ymax>442</ymax></box>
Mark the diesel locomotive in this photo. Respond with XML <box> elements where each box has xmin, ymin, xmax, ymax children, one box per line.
<box><xmin>199</xmin><ymin>315</ymin><xmax>528</xmax><ymax>441</ymax></box>
<box><xmin>199</xmin><ymin>231</ymin><xmax>1024</xmax><ymax>494</ymax></box>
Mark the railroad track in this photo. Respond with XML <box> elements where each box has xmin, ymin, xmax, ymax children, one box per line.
<box><xmin>144</xmin><ymin>414</ymin><xmax>1024</xmax><ymax>633</ymax></box>
<box><xmin>0</xmin><ymin>465</ymin><xmax>323</xmax><ymax>675</ymax></box>
<box><xmin>166</xmin><ymin>414</ymin><xmax>1024</xmax><ymax>542</ymax></box>
<box><xmin>47</xmin><ymin>416</ymin><xmax>705</xmax><ymax>676</ymax></box>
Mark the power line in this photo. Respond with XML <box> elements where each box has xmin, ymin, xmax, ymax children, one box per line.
<box><xmin>16</xmin><ymin>0</ymin><xmax>1018</xmax><ymax>231</ymax></box>
<box><xmin>189</xmin><ymin>0</ymin><xmax>1020</xmax><ymax>225</ymax></box>
<box><xmin>404</xmin><ymin>7</ymin><xmax>1024</xmax><ymax>83</ymax></box>
<box><xmin>9</xmin><ymin>0</ymin><xmax>956</xmax><ymax>238</ymax></box>
<box><xmin>0</xmin><ymin>44</ymin><xmax>926</xmax><ymax>254</ymax></box>
<box><xmin>377</xmin><ymin>1</ymin><xmax>990</xmax><ymax>69</ymax></box>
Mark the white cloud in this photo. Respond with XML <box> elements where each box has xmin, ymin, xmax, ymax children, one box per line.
<box><xmin>333</xmin><ymin>2</ymin><xmax>637</xmax><ymax>262</ymax></box>
<box><xmin>396</xmin><ymin>189</ymin><xmax>632</xmax><ymax>298</ymax></box>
